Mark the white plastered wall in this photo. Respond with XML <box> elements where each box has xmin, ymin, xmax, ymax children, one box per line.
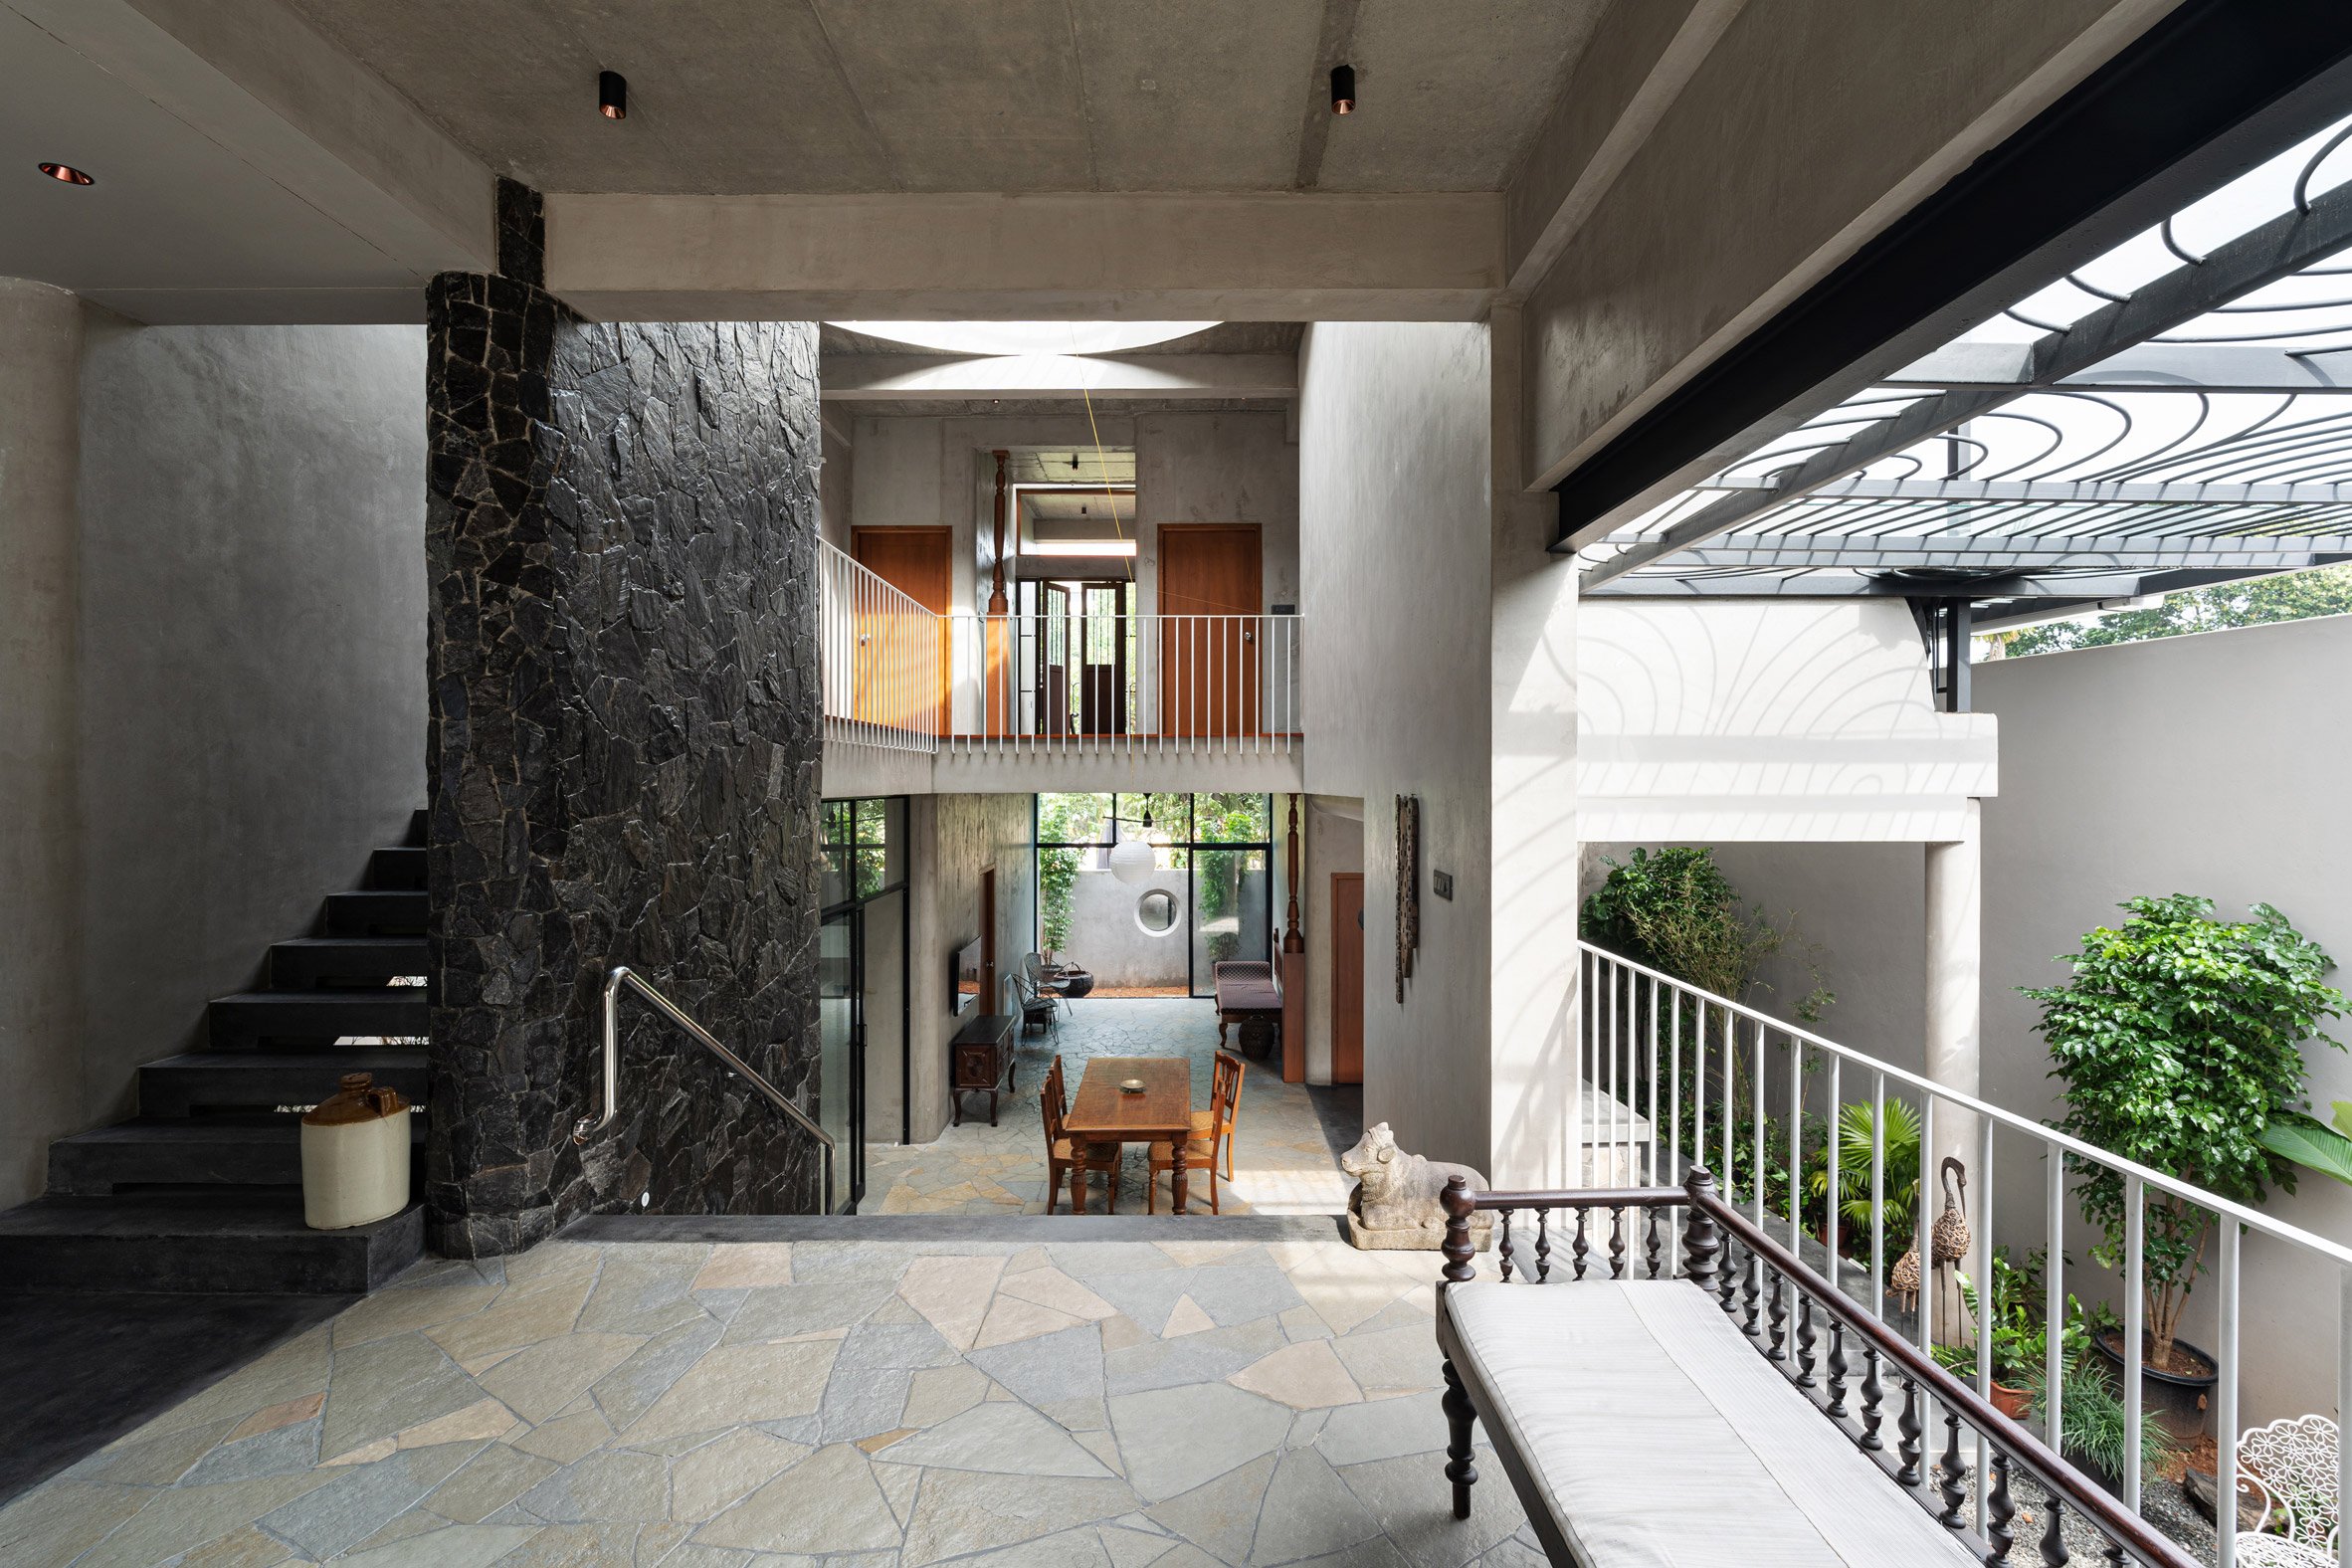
<box><xmin>1665</xmin><ymin>615</ymin><xmax>2352</xmax><ymax>1426</ymax></box>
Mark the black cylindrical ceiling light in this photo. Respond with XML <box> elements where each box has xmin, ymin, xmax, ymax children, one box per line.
<box><xmin>1330</xmin><ymin>64</ymin><xmax>1355</xmax><ymax>115</ymax></box>
<box><xmin>39</xmin><ymin>161</ymin><xmax>95</xmax><ymax>185</ymax></box>
<box><xmin>598</xmin><ymin>70</ymin><xmax>628</xmax><ymax>120</ymax></box>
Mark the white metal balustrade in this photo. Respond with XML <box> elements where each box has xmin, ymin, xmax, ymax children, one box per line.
<box><xmin>819</xmin><ymin>540</ymin><xmax>1302</xmax><ymax>755</ymax></box>
<box><xmin>1578</xmin><ymin>939</ymin><xmax>2352</xmax><ymax>1568</ymax></box>
<box><xmin>819</xmin><ymin>542</ymin><xmax>943</xmax><ymax>754</ymax></box>
<box><xmin>943</xmin><ymin>610</ymin><xmax>1301</xmax><ymax>755</ymax></box>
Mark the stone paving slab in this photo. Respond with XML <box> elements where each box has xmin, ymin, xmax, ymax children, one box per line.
<box><xmin>0</xmin><ymin>1230</ymin><xmax>1538</xmax><ymax>1567</ymax></box>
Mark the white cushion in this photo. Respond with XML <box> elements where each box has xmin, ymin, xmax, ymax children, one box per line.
<box><xmin>1446</xmin><ymin>1280</ymin><xmax>1981</xmax><ymax>1567</ymax></box>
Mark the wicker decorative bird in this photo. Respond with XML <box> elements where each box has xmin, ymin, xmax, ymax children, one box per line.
<box><xmin>1890</xmin><ymin>1246</ymin><xmax>1923</xmax><ymax>1311</ymax></box>
<box><xmin>1932</xmin><ymin>1156</ymin><xmax>1972</xmax><ymax>1266</ymax></box>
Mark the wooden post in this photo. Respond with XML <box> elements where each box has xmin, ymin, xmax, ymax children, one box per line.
<box><xmin>1282</xmin><ymin>794</ymin><xmax>1304</xmax><ymax>953</ymax></box>
<box><xmin>986</xmin><ymin>450</ymin><xmax>1009</xmax><ymax>735</ymax></box>
<box><xmin>988</xmin><ymin>450</ymin><xmax>1010</xmax><ymax>615</ymax></box>
<box><xmin>1441</xmin><ymin>1176</ymin><xmax>1478</xmax><ymax>1283</ymax></box>
<box><xmin>1279</xmin><ymin>794</ymin><xmax>1306</xmax><ymax>1082</ymax></box>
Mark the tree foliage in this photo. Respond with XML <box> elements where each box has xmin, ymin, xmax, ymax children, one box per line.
<box><xmin>2025</xmin><ymin>894</ymin><xmax>2344</xmax><ymax>1368</ymax></box>
<box><xmin>1984</xmin><ymin>563</ymin><xmax>2352</xmax><ymax>659</ymax></box>
<box><xmin>1581</xmin><ymin>847</ymin><xmax>1830</xmax><ymax>1020</ymax></box>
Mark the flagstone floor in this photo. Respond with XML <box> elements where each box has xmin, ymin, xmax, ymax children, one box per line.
<box><xmin>0</xmin><ymin>1232</ymin><xmax>1543</xmax><ymax>1567</ymax></box>
<box><xmin>866</xmin><ymin>1000</ymin><xmax>1359</xmax><ymax>1218</ymax></box>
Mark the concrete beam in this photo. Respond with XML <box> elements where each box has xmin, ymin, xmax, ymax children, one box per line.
<box><xmin>545</xmin><ymin>192</ymin><xmax>1502</xmax><ymax>321</ymax></box>
<box><xmin>13</xmin><ymin>0</ymin><xmax>494</xmax><ymax>284</ymax></box>
<box><xmin>1502</xmin><ymin>0</ymin><xmax>1746</xmax><ymax>295</ymax></box>
<box><xmin>822</xmin><ymin>352</ymin><xmax>1296</xmax><ymax>403</ymax></box>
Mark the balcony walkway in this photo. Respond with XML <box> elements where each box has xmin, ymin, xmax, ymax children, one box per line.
<box><xmin>0</xmin><ymin>1225</ymin><xmax>1545</xmax><ymax>1566</ymax></box>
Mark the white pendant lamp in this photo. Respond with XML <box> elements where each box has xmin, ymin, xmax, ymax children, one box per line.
<box><xmin>1108</xmin><ymin>813</ymin><xmax>1156</xmax><ymax>885</ymax></box>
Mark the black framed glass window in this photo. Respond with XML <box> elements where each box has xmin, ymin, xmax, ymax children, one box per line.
<box><xmin>1034</xmin><ymin>793</ymin><xmax>1274</xmax><ymax>997</ymax></box>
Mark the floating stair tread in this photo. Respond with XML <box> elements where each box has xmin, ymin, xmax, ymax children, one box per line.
<box><xmin>271</xmin><ymin>937</ymin><xmax>427</xmax><ymax>956</ymax></box>
<box><xmin>139</xmin><ymin>1050</ymin><xmax>427</xmax><ymax>1114</ymax></box>
<box><xmin>0</xmin><ymin>1192</ymin><xmax>415</xmax><ymax>1241</ymax></box>
<box><xmin>211</xmin><ymin>989</ymin><xmax>426</xmax><ymax>1009</ymax></box>
<box><xmin>53</xmin><ymin>1117</ymin><xmax>424</xmax><ymax>1149</ymax></box>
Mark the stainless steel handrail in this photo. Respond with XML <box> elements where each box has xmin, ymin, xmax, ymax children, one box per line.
<box><xmin>573</xmin><ymin>965</ymin><xmax>837</xmax><ymax>1214</ymax></box>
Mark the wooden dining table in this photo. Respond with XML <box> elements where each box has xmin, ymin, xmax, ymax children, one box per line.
<box><xmin>1065</xmin><ymin>1056</ymin><xmax>1193</xmax><ymax>1214</ymax></box>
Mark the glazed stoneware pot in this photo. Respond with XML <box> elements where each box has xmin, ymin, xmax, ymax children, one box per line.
<box><xmin>2094</xmin><ymin>1329</ymin><xmax>2219</xmax><ymax>1443</ymax></box>
<box><xmin>300</xmin><ymin>1072</ymin><xmax>410</xmax><ymax>1230</ymax></box>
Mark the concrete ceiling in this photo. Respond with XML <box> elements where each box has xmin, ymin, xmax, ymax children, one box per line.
<box><xmin>819</xmin><ymin>321</ymin><xmax>1302</xmax><ymax>355</ymax></box>
<box><xmin>845</xmin><ymin>396</ymin><xmax>1289</xmax><ymax>417</ymax></box>
<box><xmin>278</xmin><ymin>0</ymin><xmax>1607</xmax><ymax>195</ymax></box>
<box><xmin>0</xmin><ymin>1</ymin><xmax>486</xmax><ymax>321</ymax></box>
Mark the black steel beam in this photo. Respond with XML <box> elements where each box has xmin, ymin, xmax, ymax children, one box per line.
<box><xmin>1553</xmin><ymin>0</ymin><xmax>2352</xmax><ymax>552</ymax></box>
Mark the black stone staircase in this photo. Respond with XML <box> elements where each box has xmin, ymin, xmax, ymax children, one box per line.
<box><xmin>0</xmin><ymin>813</ymin><xmax>432</xmax><ymax>1294</ymax></box>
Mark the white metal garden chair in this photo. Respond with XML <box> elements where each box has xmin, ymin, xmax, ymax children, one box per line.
<box><xmin>2238</xmin><ymin>1414</ymin><xmax>2340</xmax><ymax>1567</ymax></box>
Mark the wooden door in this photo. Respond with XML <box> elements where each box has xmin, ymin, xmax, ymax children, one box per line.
<box><xmin>979</xmin><ymin>867</ymin><xmax>998</xmax><ymax>1015</ymax></box>
<box><xmin>1330</xmin><ymin>872</ymin><xmax>1364</xmax><ymax>1083</ymax></box>
<box><xmin>1157</xmin><ymin>524</ymin><xmax>1261</xmax><ymax>736</ymax></box>
<box><xmin>853</xmin><ymin>526</ymin><xmax>951</xmax><ymax>735</ymax></box>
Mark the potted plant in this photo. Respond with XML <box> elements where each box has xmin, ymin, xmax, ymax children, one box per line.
<box><xmin>1807</xmin><ymin>1097</ymin><xmax>1921</xmax><ymax>1281</ymax></box>
<box><xmin>1933</xmin><ymin>1248</ymin><xmax>2060</xmax><ymax>1419</ymax></box>
<box><xmin>2026</xmin><ymin>1355</ymin><xmax>2174</xmax><ymax>1498</ymax></box>
<box><xmin>2026</xmin><ymin>895</ymin><xmax>2345</xmax><ymax>1440</ymax></box>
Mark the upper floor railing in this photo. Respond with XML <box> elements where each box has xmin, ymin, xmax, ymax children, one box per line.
<box><xmin>1578</xmin><ymin>938</ymin><xmax>2352</xmax><ymax>1568</ymax></box>
<box><xmin>819</xmin><ymin>539</ymin><xmax>1302</xmax><ymax>756</ymax></box>
<box><xmin>820</xmin><ymin>543</ymin><xmax>942</xmax><ymax>754</ymax></box>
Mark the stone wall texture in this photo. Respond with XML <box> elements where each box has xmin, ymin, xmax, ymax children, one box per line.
<box><xmin>425</xmin><ymin>268</ymin><xmax>823</xmax><ymax>1257</ymax></box>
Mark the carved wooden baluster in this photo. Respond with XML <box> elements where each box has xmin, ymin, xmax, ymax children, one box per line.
<box><xmin>1535</xmin><ymin>1209</ymin><xmax>1552</xmax><ymax>1283</ymax></box>
<box><xmin>1934</xmin><ymin>1410</ymin><xmax>1967</xmax><ymax>1527</ymax></box>
<box><xmin>1794</xmin><ymin>1295</ymin><xmax>1817</xmax><ymax>1389</ymax></box>
<box><xmin>1895</xmin><ymin>1376</ymin><xmax>1924</xmax><ymax>1486</ymax></box>
<box><xmin>1499</xmin><ymin>1211</ymin><xmax>1515</xmax><ymax>1282</ymax></box>
<box><xmin>2038</xmin><ymin>1494</ymin><xmax>2070</xmax><ymax>1566</ymax></box>
<box><xmin>1824</xmin><ymin>1318</ymin><xmax>1848</xmax><ymax>1415</ymax></box>
<box><xmin>1608</xmin><ymin>1207</ymin><xmax>1627</xmax><ymax>1279</ymax></box>
<box><xmin>2098</xmin><ymin>1537</ymin><xmax>2126</xmax><ymax>1568</ymax></box>
<box><xmin>1741</xmin><ymin>1251</ymin><xmax>1762</xmax><ymax>1338</ymax></box>
<box><xmin>1765</xmin><ymin>1270</ymin><xmax>1788</xmax><ymax>1360</ymax></box>
<box><xmin>1718</xmin><ymin>1239</ymin><xmax>1740</xmax><ymax>1317</ymax></box>
<box><xmin>1440</xmin><ymin>1176</ymin><xmax>1477</xmax><ymax>1283</ymax></box>
<box><xmin>1858</xmin><ymin>1346</ymin><xmax>1885</xmax><ymax>1450</ymax></box>
<box><xmin>1986</xmin><ymin>1450</ymin><xmax>2016</xmax><ymax>1562</ymax></box>
<box><xmin>1644</xmin><ymin>1207</ymin><xmax>1663</xmax><ymax>1278</ymax></box>
<box><xmin>1680</xmin><ymin>1173</ymin><xmax>1723</xmax><ymax>1301</ymax></box>
<box><xmin>1572</xmin><ymin>1208</ymin><xmax>1591</xmax><ymax>1280</ymax></box>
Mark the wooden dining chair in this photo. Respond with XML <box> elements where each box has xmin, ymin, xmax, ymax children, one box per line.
<box><xmin>1043</xmin><ymin>1058</ymin><xmax>1118</xmax><ymax>1214</ymax></box>
<box><xmin>1193</xmin><ymin>1051</ymin><xmax>1244</xmax><ymax>1182</ymax></box>
<box><xmin>1149</xmin><ymin>1055</ymin><xmax>1237</xmax><ymax>1214</ymax></box>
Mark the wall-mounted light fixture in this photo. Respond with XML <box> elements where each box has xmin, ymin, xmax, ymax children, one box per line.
<box><xmin>38</xmin><ymin>162</ymin><xmax>95</xmax><ymax>185</ymax></box>
<box><xmin>1330</xmin><ymin>64</ymin><xmax>1355</xmax><ymax>115</ymax></box>
<box><xmin>598</xmin><ymin>70</ymin><xmax>628</xmax><ymax>120</ymax></box>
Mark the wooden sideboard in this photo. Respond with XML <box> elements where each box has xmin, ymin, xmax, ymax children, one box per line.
<box><xmin>949</xmin><ymin>1012</ymin><xmax>1017</xmax><ymax>1127</ymax></box>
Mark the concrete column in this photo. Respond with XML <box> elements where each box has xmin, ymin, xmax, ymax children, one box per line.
<box><xmin>1488</xmin><ymin>299</ymin><xmax>1581</xmax><ymax>1186</ymax></box>
<box><xmin>0</xmin><ymin>280</ymin><xmax>85</xmax><ymax>1208</ymax></box>
<box><xmin>1924</xmin><ymin>798</ymin><xmax>1982</xmax><ymax>1340</ymax></box>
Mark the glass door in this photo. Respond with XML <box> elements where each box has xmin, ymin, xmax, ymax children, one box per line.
<box><xmin>819</xmin><ymin>908</ymin><xmax>861</xmax><ymax>1212</ymax></box>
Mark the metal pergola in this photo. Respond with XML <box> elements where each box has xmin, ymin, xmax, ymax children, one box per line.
<box><xmin>1577</xmin><ymin>116</ymin><xmax>2352</xmax><ymax>634</ymax></box>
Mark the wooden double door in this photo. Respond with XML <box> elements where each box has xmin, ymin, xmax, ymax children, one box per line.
<box><xmin>1158</xmin><ymin>523</ymin><xmax>1261</xmax><ymax>737</ymax></box>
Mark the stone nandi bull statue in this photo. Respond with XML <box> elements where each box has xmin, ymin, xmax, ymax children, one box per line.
<box><xmin>1339</xmin><ymin>1121</ymin><xmax>1491</xmax><ymax>1251</ymax></box>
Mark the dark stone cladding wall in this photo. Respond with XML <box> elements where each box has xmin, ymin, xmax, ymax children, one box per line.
<box><xmin>424</xmin><ymin>271</ymin><xmax>823</xmax><ymax>1257</ymax></box>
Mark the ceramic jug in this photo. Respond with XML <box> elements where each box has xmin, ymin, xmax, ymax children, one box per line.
<box><xmin>299</xmin><ymin>1072</ymin><xmax>410</xmax><ymax>1229</ymax></box>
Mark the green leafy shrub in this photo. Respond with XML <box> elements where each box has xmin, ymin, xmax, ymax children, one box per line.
<box><xmin>2026</xmin><ymin>895</ymin><xmax>2344</xmax><ymax>1370</ymax></box>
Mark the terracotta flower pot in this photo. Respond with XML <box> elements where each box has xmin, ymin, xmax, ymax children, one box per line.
<box><xmin>1990</xmin><ymin>1381</ymin><xmax>2033</xmax><ymax>1422</ymax></box>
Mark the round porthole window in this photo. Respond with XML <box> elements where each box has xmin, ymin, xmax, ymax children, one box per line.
<box><xmin>1135</xmin><ymin>888</ymin><xmax>1180</xmax><ymax>936</ymax></box>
